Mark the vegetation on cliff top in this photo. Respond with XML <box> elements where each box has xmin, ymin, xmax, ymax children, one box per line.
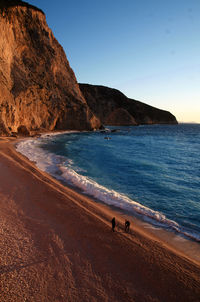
<box><xmin>0</xmin><ymin>0</ymin><xmax>44</xmax><ymax>14</ymax></box>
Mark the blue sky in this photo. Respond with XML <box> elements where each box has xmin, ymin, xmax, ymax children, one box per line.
<box><xmin>29</xmin><ymin>1</ymin><xmax>200</xmax><ymax>122</ymax></box>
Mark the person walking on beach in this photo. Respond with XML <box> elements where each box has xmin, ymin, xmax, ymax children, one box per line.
<box><xmin>125</xmin><ymin>220</ymin><xmax>130</xmax><ymax>233</ymax></box>
<box><xmin>111</xmin><ymin>217</ymin><xmax>116</xmax><ymax>232</ymax></box>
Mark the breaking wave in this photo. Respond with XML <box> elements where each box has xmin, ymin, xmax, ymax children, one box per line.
<box><xmin>16</xmin><ymin>133</ymin><xmax>200</xmax><ymax>243</ymax></box>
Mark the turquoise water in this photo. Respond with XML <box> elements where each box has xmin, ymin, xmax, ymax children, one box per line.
<box><xmin>17</xmin><ymin>124</ymin><xmax>200</xmax><ymax>242</ymax></box>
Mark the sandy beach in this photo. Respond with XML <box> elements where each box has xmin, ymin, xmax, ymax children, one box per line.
<box><xmin>0</xmin><ymin>138</ymin><xmax>200</xmax><ymax>302</ymax></box>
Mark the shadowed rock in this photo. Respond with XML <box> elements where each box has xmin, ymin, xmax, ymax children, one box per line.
<box><xmin>79</xmin><ymin>84</ymin><xmax>178</xmax><ymax>126</ymax></box>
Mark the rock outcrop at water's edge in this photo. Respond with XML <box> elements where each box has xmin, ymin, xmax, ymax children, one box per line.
<box><xmin>0</xmin><ymin>0</ymin><xmax>101</xmax><ymax>136</ymax></box>
<box><xmin>79</xmin><ymin>84</ymin><xmax>178</xmax><ymax>126</ymax></box>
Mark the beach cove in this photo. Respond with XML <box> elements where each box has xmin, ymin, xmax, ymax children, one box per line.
<box><xmin>0</xmin><ymin>137</ymin><xmax>200</xmax><ymax>302</ymax></box>
<box><xmin>16</xmin><ymin>124</ymin><xmax>200</xmax><ymax>243</ymax></box>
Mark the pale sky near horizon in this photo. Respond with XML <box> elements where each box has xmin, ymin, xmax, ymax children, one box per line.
<box><xmin>28</xmin><ymin>0</ymin><xmax>200</xmax><ymax>123</ymax></box>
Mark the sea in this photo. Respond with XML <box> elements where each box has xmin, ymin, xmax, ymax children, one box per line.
<box><xmin>16</xmin><ymin>124</ymin><xmax>200</xmax><ymax>243</ymax></box>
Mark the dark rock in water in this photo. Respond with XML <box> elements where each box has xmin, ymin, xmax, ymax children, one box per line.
<box><xmin>79</xmin><ymin>84</ymin><xmax>178</xmax><ymax>126</ymax></box>
<box><xmin>17</xmin><ymin>125</ymin><xmax>30</xmax><ymax>136</ymax></box>
<box><xmin>0</xmin><ymin>1</ymin><xmax>101</xmax><ymax>136</ymax></box>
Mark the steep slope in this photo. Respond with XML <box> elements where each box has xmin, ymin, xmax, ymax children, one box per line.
<box><xmin>79</xmin><ymin>84</ymin><xmax>178</xmax><ymax>126</ymax></box>
<box><xmin>0</xmin><ymin>0</ymin><xmax>101</xmax><ymax>136</ymax></box>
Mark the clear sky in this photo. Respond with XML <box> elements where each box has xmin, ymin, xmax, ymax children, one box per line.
<box><xmin>28</xmin><ymin>0</ymin><xmax>200</xmax><ymax>122</ymax></box>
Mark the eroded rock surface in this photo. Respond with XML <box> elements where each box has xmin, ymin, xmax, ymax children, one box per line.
<box><xmin>79</xmin><ymin>84</ymin><xmax>178</xmax><ymax>126</ymax></box>
<box><xmin>0</xmin><ymin>0</ymin><xmax>101</xmax><ymax>136</ymax></box>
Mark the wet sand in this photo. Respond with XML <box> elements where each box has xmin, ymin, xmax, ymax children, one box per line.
<box><xmin>0</xmin><ymin>137</ymin><xmax>200</xmax><ymax>302</ymax></box>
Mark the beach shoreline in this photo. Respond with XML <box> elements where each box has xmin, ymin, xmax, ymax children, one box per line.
<box><xmin>15</xmin><ymin>132</ymin><xmax>200</xmax><ymax>262</ymax></box>
<box><xmin>0</xmin><ymin>137</ymin><xmax>200</xmax><ymax>301</ymax></box>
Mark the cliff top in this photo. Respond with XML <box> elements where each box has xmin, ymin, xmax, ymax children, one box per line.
<box><xmin>0</xmin><ymin>0</ymin><xmax>44</xmax><ymax>14</ymax></box>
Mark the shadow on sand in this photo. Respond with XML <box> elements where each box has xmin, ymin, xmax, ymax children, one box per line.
<box><xmin>0</xmin><ymin>258</ymin><xmax>47</xmax><ymax>275</ymax></box>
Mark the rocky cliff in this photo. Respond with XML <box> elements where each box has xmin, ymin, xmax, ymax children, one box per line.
<box><xmin>79</xmin><ymin>84</ymin><xmax>178</xmax><ymax>126</ymax></box>
<box><xmin>0</xmin><ymin>0</ymin><xmax>101</xmax><ymax>136</ymax></box>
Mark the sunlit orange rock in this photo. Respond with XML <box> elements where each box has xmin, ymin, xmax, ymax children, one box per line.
<box><xmin>0</xmin><ymin>0</ymin><xmax>101</xmax><ymax>136</ymax></box>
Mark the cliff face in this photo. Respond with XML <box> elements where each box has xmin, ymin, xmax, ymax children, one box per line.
<box><xmin>0</xmin><ymin>0</ymin><xmax>101</xmax><ymax>136</ymax></box>
<box><xmin>79</xmin><ymin>84</ymin><xmax>178</xmax><ymax>126</ymax></box>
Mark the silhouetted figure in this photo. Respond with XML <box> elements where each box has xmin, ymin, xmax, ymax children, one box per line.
<box><xmin>125</xmin><ymin>220</ymin><xmax>130</xmax><ymax>233</ymax></box>
<box><xmin>111</xmin><ymin>217</ymin><xmax>116</xmax><ymax>232</ymax></box>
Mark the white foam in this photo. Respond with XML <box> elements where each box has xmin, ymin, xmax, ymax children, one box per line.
<box><xmin>41</xmin><ymin>130</ymin><xmax>80</xmax><ymax>138</ymax></box>
<box><xmin>16</xmin><ymin>135</ymin><xmax>200</xmax><ymax>243</ymax></box>
<box><xmin>16</xmin><ymin>137</ymin><xmax>70</xmax><ymax>175</ymax></box>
